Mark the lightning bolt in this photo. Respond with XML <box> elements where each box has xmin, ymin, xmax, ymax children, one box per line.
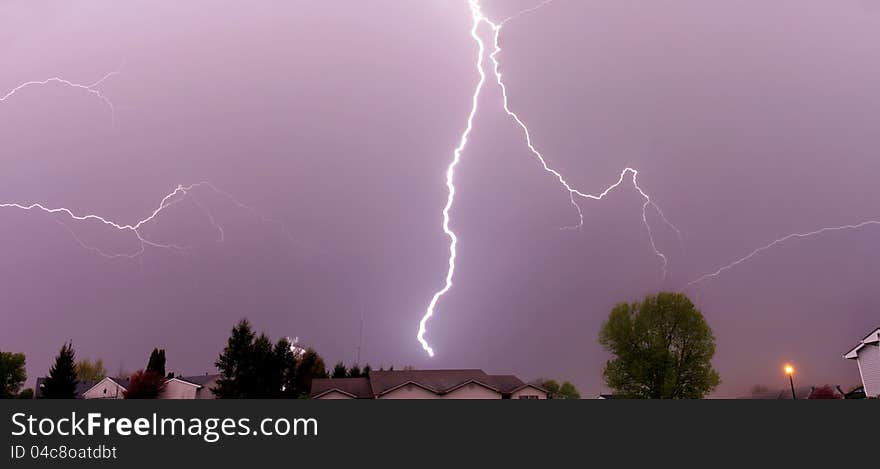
<box><xmin>0</xmin><ymin>181</ymin><xmax>295</xmax><ymax>259</ymax></box>
<box><xmin>1</xmin><ymin>65</ymin><xmax>121</xmax><ymax>122</ymax></box>
<box><xmin>417</xmin><ymin>0</ymin><xmax>681</xmax><ymax>357</ymax></box>
<box><xmin>2</xmin><ymin>67</ymin><xmax>296</xmax><ymax>260</ymax></box>
<box><xmin>684</xmin><ymin>220</ymin><xmax>880</xmax><ymax>289</ymax></box>
<box><xmin>2</xmin><ymin>182</ymin><xmax>211</xmax><ymax>259</ymax></box>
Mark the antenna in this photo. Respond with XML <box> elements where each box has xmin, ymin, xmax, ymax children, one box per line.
<box><xmin>356</xmin><ymin>303</ymin><xmax>365</xmax><ymax>365</ymax></box>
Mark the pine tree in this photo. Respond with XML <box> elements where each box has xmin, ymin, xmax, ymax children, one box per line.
<box><xmin>213</xmin><ymin>319</ymin><xmax>256</xmax><ymax>398</ymax></box>
<box><xmin>331</xmin><ymin>362</ymin><xmax>347</xmax><ymax>378</ymax></box>
<box><xmin>146</xmin><ymin>349</ymin><xmax>166</xmax><ymax>377</ymax></box>
<box><xmin>43</xmin><ymin>342</ymin><xmax>78</xmax><ymax>399</ymax></box>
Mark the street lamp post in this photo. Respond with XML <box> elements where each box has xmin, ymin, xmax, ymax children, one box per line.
<box><xmin>784</xmin><ymin>364</ymin><xmax>796</xmax><ymax>399</ymax></box>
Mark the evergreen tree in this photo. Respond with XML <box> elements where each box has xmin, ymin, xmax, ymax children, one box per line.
<box><xmin>43</xmin><ymin>342</ymin><xmax>78</xmax><ymax>399</ymax></box>
<box><xmin>214</xmin><ymin>319</ymin><xmax>257</xmax><ymax>398</ymax></box>
<box><xmin>214</xmin><ymin>319</ymin><xmax>328</xmax><ymax>398</ymax></box>
<box><xmin>331</xmin><ymin>362</ymin><xmax>347</xmax><ymax>378</ymax></box>
<box><xmin>347</xmin><ymin>364</ymin><xmax>362</xmax><ymax>378</ymax></box>
<box><xmin>294</xmin><ymin>348</ymin><xmax>327</xmax><ymax>397</ymax></box>
<box><xmin>146</xmin><ymin>349</ymin><xmax>166</xmax><ymax>377</ymax></box>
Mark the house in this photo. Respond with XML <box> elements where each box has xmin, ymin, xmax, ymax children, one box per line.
<box><xmin>159</xmin><ymin>374</ymin><xmax>220</xmax><ymax>399</ymax></box>
<box><xmin>81</xmin><ymin>377</ymin><xmax>130</xmax><ymax>399</ymax></box>
<box><xmin>843</xmin><ymin>327</ymin><xmax>880</xmax><ymax>397</ymax></box>
<box><xmin>34</xmin><ymin>377</ymin><xmax>129</xmax><ymax>399</ymax></box>
<box><xmin>311</xmin><ymin>369</ymin><xmax>547</xmax><ymax>399</ymax></box>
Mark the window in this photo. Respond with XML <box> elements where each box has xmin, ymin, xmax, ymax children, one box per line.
<box><xmin>518</xmin><ymin>395</ymin><xmax>539</xmax><ymax>399</ymax></box>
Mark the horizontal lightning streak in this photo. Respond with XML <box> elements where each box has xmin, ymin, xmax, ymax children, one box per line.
<box><xmin>0</xmin><ymin>181</ymin><xmax>290</xmax><ymax>259</ymax></box>
<box><xmin>684</xmin><ymin>220</ymin><xmax>880</xmax><ymax>289</ymax></box>
<box><xmin>1</xmin><ymin>66</ymin><xmax>121</xmax><ymax>122</ymax></box>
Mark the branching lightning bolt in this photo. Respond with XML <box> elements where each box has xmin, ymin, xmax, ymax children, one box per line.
<box><xmin>684</xmin><ymin>220</ymin><xmax>880</xmax><ymax>289</ymax></box>
<box><xmin>0</xmin><ymin>181</ymin><xmax>294</xmax><ymax>259</ymax></box>
<box><xmin>417</xmin><ymin>0</ymin><xmax>681</xmax><ymax>357</ymax></box>
<box><xmin>2</xmin><ymin>67</ymin><xmax>295</xmax><ymax>260</ymax></box>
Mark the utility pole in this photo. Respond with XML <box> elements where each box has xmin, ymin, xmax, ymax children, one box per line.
<box><xmin>356</xmin><ymin>304</ymin><xmax>364</xmax><ymax>365</ymax></box>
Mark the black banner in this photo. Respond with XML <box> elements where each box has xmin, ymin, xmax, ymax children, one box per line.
<box><xmin>1</xmin><ymin>400</ymin><xmax>874</xmax><ymax>467</ymax></box>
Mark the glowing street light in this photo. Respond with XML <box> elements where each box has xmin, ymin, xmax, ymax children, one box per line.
<box><xmin>784</xmin><ymin>364</ymin><xmax>796</xmax><ymax>399</ymax></box>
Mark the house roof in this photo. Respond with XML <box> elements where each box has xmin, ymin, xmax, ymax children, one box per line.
<box><xmin>81</xmin><ymin>377</ymin><xmax>130</xmax><ymax>397</ymax></box>
<box><xmin>488</xmin><ymin>375</ymin><xmax>529</xmax><ymax>394</ymax></box>
<box><xmin>843</xmin><ymin>327</ymin><xmax>880</xmax><ymax>359</ymax></box>
<box><xmin>310</xmin><ymin>369</ymin><xmax>544</xmax><ymax>398</ymax></box>
<box><xmin>36</xmin><ymin>376</ymin><xmax>128</xmax><ymax>399</ymax></box>
<box><xmin>173</xmin><ymin>374</ymin><xmax>220</xmax><ymax>387</ymax></box>
<box><xmin>311</xmin><ymin>377</ymin><xmax>373</xmax><ymax>399</ymax></box>
<box><xmin>369</xmin><ymin>369</ymin><xmax>500</xmax><ymax>396</ymax></box>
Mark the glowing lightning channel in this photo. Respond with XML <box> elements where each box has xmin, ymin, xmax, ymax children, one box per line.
<box><xmin>416</xmin><ymin>2</ymin><xmax>489</xmax><ymax>357</ymax></box>
<box><xmin>1</xmin><ymin>183</ymin><xmax>211</xmax><ymax>259</ymax></box>
<box><xmin>0</xmin><ymin>181</ymin><xmax>292</xmax><ymax>259</ymax></box>
<box><xmin>684</xmin><ymin>220</ymin><xmax>880</xmax><ymax>289</ymax></box>
<box><xmin>417</xmin><ymin>0</ymin><xmax>681</xmax><ymax>357</ymax></box>
<box><xmin>0</xmin><ymin>66</ymin><xmax>121</xmax><ymax>122</ymax></box>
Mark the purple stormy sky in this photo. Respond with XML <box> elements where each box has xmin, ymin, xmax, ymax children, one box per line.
<box><xmin>2</xmin><ymin>0</ymin><xmax>879</xmax><ymax>397</ymax></box>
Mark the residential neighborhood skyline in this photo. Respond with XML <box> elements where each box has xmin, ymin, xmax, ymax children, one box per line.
<box><xmin>3</xmin><ymin>313</ymin><xmax>875</xmax><ymax>399</ymax></box>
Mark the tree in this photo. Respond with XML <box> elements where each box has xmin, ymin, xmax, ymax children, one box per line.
<box><xmin>532</xmin><ymin>379</ymin><xmax>581</xmax><ymax>399</ymax></box>
<box><xmin>146</xmin><ymin>349</ymin><xmax>166</xmax><ymax>377</ymax></box>
<box><xmin>809</xmin><ymin>385</ymin><xmax>842</xmax><ymax>400</ymax></box>
<box><xmin>0</xmin><ymin>351</ymin><xmax>27</xmax><ymax>399</ymax></box>
<box><xmin>214</xmin><ymin>319</ymin><xmax>320</xmax><ymax>398</ymax></box>
<box><xmin>332</xmin><ymin>362</ymin><xmax>348</xmax><ymax>378</ymax></box>
<box><xmin>558</xmin><ymin>381</ymin><xmax>581</xmax><ymax>399</ymax></box>
<box><xmin>362</xmin><ymin>364</ymin><xmax>372</xmax><ymax>377</ymax></box>
<box><xmin>124</xmin><ymin>370</ymin><xmax>165</xmax><ymax>399</ymax></box>
<box><xmin>75</xmin><ymin>358</ymin><xmax>107</xmax><ymax>383</ymax></box>
<box><xmin>16</xmin><ymin>389</ymin><xmax>34</xmax><ymax>399</ymax></box>
<box><xmin>214</xmin><ymin>319</ymin><xmax>258</xmax><ymax>398</ymax></box>
<box><xmin>599</xmin><ymin>292</ymin><xmax>720</xmax><ymax>399</ymax></box>
<box><xmin>535</xmin><ymin>379</ymin><xmax>560</xmax><ymax>397</ymax></box>
<box><xmin>347</xmin><ymin>364</ymin><xmax>362</xmax><ymax>378</ymax></box>
<box><xmin>294</xmin><ymin>348</ymin><xmax>327</xmax><ymax>398</ymax></box>
<box><xmin>42</xmin><ymin>342</ymin><xmax>79</xmax><ymax>399</ymax></box>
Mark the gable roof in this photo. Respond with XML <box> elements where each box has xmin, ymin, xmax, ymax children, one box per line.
<box><xmin>172</xmin><ymin>374</ymin><xmax>221</xmax><ymax>387</ymax></box>
<box><xmin>843</xmin><ymin>327</ymin><xmax>880</xmax><ymax>359</ymax></box>
<box><xmin>311</xmin><ymin>377</ymin><xmax>373</xmax><ymax>399</ymax></box>
<box><xmin>369</xmin><ymin>369</ymin><xmax>500</xmax><ymax>396</ymax></box>
<box><xmin>79</xmin><ymin>376</ymin><xmax>129</xmax><ymax>398</ymax></box>
<box><xmin>310</xmin><ymin>369</ymin><xmax>546</xmax><ymax>399</ymax></box>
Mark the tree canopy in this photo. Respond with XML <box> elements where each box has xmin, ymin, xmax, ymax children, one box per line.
<box><xmin>125</xmin><ymin>370</ymin><xmax>165</xmax><ymax>399</ymax></box>
<box><xmin>214</xmin><ymin>319</ymin><xmax>327</xmax><ymax>398</ymax></box>
<box><xmin>599</xmin><ymin>292</ymin><xmax>720</xmax><ymax>399</ymax></box>
<box><xmin>42</xmin><ymin>342</ymin><xmax>79</xmax><ymax>399</ymax></box>
<box><xmin>533</xmin><ymin>379</ymin><xmax>581</xmax><ymax>399</ymax></box>
<box><xmin>0</xmin><ymin>350</ymin><xmax>27</xmax><ymax>398</ymax></box>
<box><xmin>146</xmin><ymin>349</ymin><xmax>166</xmax><ymax>378</ymax></box>
<box><xmin>75</xmin><ymin>358</ymin><xmax>107</xmax><ymax>383</ymax></box>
